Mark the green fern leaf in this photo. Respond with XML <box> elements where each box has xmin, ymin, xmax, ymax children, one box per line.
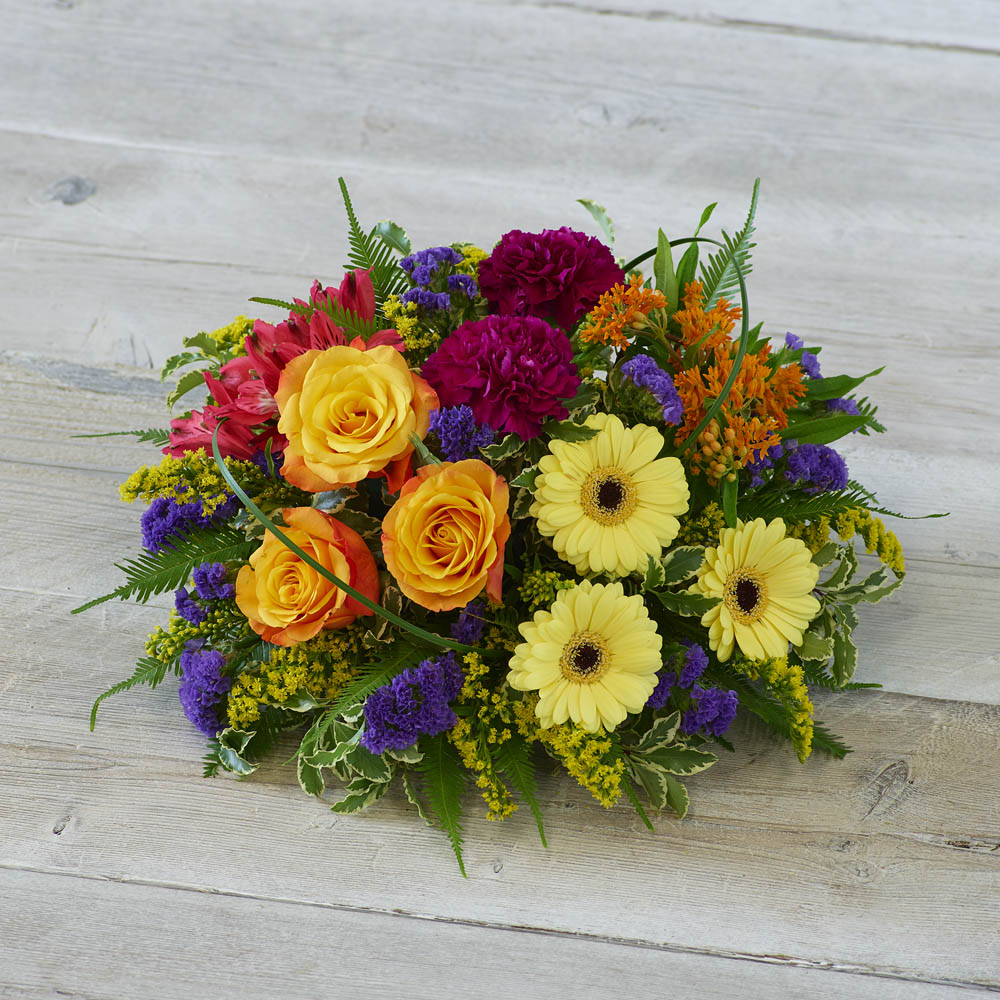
<box><xmin>699</xmin><ymin>179</ymin><xmax>759</xmax><ymax>309</ymax></box>
<box><xmin>90</xmin><ymin>656</ymin><xmax>179</xmax><ymax>729</ymax></box>
<box><xmin>494</xmin><ymin>736</ymin><xmax>548</xmax><ymax>847</ymax></box>
<box><xmin>72</xmin><ymin>527</ymin><xmax>254</xmax><ymax>613</ymax></box>
<box><xmin>72</xmin><ymin>428</ymin><xmax>171</xmax><ymax>447</ymax></box>
<box><xmin>417</xmin><ymin>734</ymin><xmax>468</xmax><ymax>876</ymax></box>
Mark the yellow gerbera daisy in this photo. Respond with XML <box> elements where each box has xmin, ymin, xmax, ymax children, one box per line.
<box><xmin>690</xmin><ymin>517</ymin><xmax>821</xmax><ymax>662</ymax></box>
<box><xmin>530</xmin><ymin>413</ymin><xmax>689</xmax><ymax>577</ymax></box>
<box><xmin>507</xmin><ymin>579</ymin><xmax>662</xmax><ymax>733</ymax></box>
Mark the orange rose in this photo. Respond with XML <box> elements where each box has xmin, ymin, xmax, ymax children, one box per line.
<box><xmin>235</xmin><ymin>507</ymin><xmax>379</xmax><ymax>646</ymax></box>
<box><xmin>382</xmin><ymin>459</ymin><xmax>511</xmax><ymax>613</ymax></box>
<box><xmin>275</xmin><ymin>344</ymin><xmax>438</xmax><ymax>494</ymax></box>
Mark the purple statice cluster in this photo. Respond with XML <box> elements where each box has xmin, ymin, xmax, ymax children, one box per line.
<box><xmin>785</xmin><ymin>442</ymin><xmax>849</xmax><ymax>495</ymax></box>
<box><xmin>621</xmin><ymin>355</ymin><xmax>684</xmax><ymax>424</ymax></box>
<box><xmin>646</xmin><ymin>643</ymin><xmax>738</xmax><ymax>737</ymax></box>
<box><xmin>828</xmin><ymin>397</ymin><xmax>860</xmax><ymax>416</ymax></box>
<box><xmin>429</xmin><ymin>405</ymin><xmax>495</xmax><ymax>462</ymax></box>
<box><xmin>141</xmin><ymin>494</ymin><xmax>239</xmax><ymax>553</ymax></box>
<box><xmin>400</xmin><ymin>246</ymin><xmax>477</xmax><ymax>312</ymax></box>
<box><xmin>744</xmin><ymin>442</ymin><xmax>786</xmax><ymax>489</ymax></box>
<box><xmin>251</xmin><ymin>448</ymin><xmax>285</xmax><ymax>479</ymax></box>
<box><xmin>178</xmin><ymin>642</ymin><xmax>231</xmax><ymax>736</ymax></box>
<box><xmin>360</xmin><ymin>652</ymin><xmax>465</xmax><ymax>755</ymax></box>
<box><xmin>785</xmin><ymin>332</ymin><xmax>821</xmax><ymax>379</ymax></box>
<box><xmin>451</xmin><ymin>601</ymin><xmax>487</xmax><ymax>645</ymax></box>
<box><xmin>174</xmin><ymin>562</ymin><xmax>237</xmax><ymax>626</ymax></box>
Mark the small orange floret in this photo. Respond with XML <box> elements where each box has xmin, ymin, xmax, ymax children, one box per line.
<box><xmin>579</xmin><ymin>275</ymin><xmax>667</xmax><ymax>350</ymax></box>
<box><xmin>674</xmin><ymin>280</ymin><xmax>742</xmax><ymax>355</ymax></box>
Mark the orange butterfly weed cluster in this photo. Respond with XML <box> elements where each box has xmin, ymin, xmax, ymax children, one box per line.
<box><xmin>578</xmin><ymin>275</ymin><xmax>668</xmax><ymax>350</ymax></box>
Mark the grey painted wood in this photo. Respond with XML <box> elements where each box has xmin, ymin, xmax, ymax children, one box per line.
<box><xmin>2</xmin><ymin>0</ymin><xmax>998</xmax><ymax>995</ymax></box>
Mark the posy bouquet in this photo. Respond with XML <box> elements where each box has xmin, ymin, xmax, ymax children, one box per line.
<box><xmin>79</xmin><ymin>180</ymin><xmax>913</xmax><ymax>872</ymax></box>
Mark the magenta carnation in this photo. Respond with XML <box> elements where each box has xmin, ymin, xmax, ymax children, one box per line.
<box><xmin>478</xmin><ymin>227</ymin><xmax>624</xmax><ymax>329</ymax></box>
<box><xmin>421</xmin><ymin>315</ymin><xmax>581</xmax><ymax>440</ymax></box>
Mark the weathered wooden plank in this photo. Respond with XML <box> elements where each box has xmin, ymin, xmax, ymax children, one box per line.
<box><xmin>1</xmin><ymin>640</ymin><xmax>998</xmax><ymax>988</ymax></box>
<box><xmin>1</xmin><ymin>869</ymin><xmax>984</xmax><ymax>1000</ymax></box>
<box><xmin>505</xmin><ymin>0</ymin><xmax>1000</xmax><ymax>51</ymax></box>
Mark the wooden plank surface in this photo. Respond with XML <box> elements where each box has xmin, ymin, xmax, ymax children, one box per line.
<box><xmin>2</xmin><ymin>0</ymin><xmax>998</xmax><ymax>996</ymax></box>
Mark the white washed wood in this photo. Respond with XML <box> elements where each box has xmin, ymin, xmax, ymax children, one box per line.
<box><xmin>1</xmin><ymin>870</ymin><xmax>985</xmax><ymax>1000</ymax></box>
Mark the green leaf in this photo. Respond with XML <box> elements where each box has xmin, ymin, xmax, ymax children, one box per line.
<box><xmin>577</xmin><ymin>198</ymin><xmax>615</xmax><ymax>245</ymax></box>
<box><xmin>386</xmin><ymin>744</ymin><xmax>423</xmax><ymax>765</ymax></box>
<box><xmin>653</xmin><ymin>228</ymin><xmax>679</xmax><ymax>308</ymax></box>
<box><xmin>306</xmin><ymin>730</ymin><xmax>362</xmax><ymax>770</ymax></box>
<box><xmin>166</xmin><ymin>369</ymin><xmax>209</xmax><ymax>411</ymax></box>
<box><xmin>811</xmin><ymin>542</ymin><xmax>840</xmax><ymax>568</ymax></box>
<box><xmin>481</xmin><ymin>433</ymin><xmax>524</xmax><ymax>463</ymax></box>
<box><xmin>566</xmin><ymin>380</ymin><xmax>602</xmax><ymax>418</ymax></box>
<box><xmin>722</xmin><ymin>476</ymin><xmax>738</xmax><ymax>528</ymax></box>
<box><xmin>374</xmin><ymin>219</ymin><xmax>411</xmax><ymax>255</ymax></box>
<box><xmin>631</xmin><ymin>759</ymin><xmax>669</xmax><ymax>811</ymax></box>
<box><xmin>182</xmin><ymin>331</ymin><xmax>221</xmax><ymax>357</ymax></box>
<box><xmin>699</xmin><ymin>178</ymin><xmax>758</xmax><ymax>309</ymax></box>
<box><xmin>805</xmin><ymin>368</ymin><xmax>884</xmax><ymax>402</ymax></box>
<box><xmin>652</xmin><ymin>590</ymin><xmax>716</xmax><ymax>617</ymax></box>
<box><xmin>694</xmin><ymin>202</ymin><xmax>717</xmax><ymax>237</ymax></box>
<box><xmin>510</xmin><ymin>466</ymin><xmax>540</xmax><ymax>490</ymax></box>
<box><xmin>659</xmin><ymin>546</ymin><xmax>705</xmax><ymax>586</ymax></box>
<box><xmin>160</xmin><ymin>352</ymin><xmax>202</xmax><ymax>381</ymax></box>
<box><xmin>90</xmin><ymin>656</ymin><xmax>179</xmax><ymax>729</ymax></box>
<box><xmin>73</xmin><ymin>526</ymin><xmax>254</xmax><ymax>614</ymax></box>
<box><xmin>335</xmin><ymin>508</ymin><xmax>383</xmax><ymax>541</ymax></box>
<box><xmin>402</xmin><ymin>768</ymin><xmax>433</xmax><ymax>824</ymax></box>
<box><xmin>494</xmin><ymin>736</ymin><xmax>548</xmax><ymax>847</ymax></box>
<box><xmin>72</xmin><ymin>427</ymin><xmax>172</xmax><ymax>447</ymax></box>
<box><xmin>675</xmin><ymin>243</ymin><xmax>699</xmax><ymax>297</ymax></box>
<box><xmin>281</xmin><ymin>689</ymin><xmax>323</xmax><ymax>713</ymax></box>
<box><xmin>635</xmin><ymin>711</ymin><xmax>681</xmax><ymax>752</ymax></box>
<box><xmin>248</xmin><ymin>295</ymin><xmax>296</xmax><ymax>311</ymax></box>
<box><xmin>643</xmin><ymin>553</ymin><xmax>666</xmax><ymax>590</ymax></box>
<box><xmin>298</xmin><ymin>755</ymin><xmax>326</xmax><ymax>797</ymax></box>
<box><xmin>216</xmin><ymin>729</ymin><xmax>259</xmax><ymax>777</ymax></box>
<box><xmin>343</xmin><ymin>744</ymin><xmax>393</xmax><ymax>783</ymax></box>
<box><xmin>543</xmin><ymin>419</ymin><xmax>599</xmax><ymax>443</ymax></box>
<box><xmin>780</xmin><ymin>413</ymin><xmax>868</xmax><ymax>445</ymax></box>
<box><xmin>330</xmin><ymin>775</ymin><xmax>392</xmax><ymax>814</ymax></box>
<box><xmin>621</xmin><ymin>774</ymin><xmax>656</xmax><ymax>831</ymax></box>
<box><xmin>821</xmin><ymin>544</ymin><xmax>858</xmax><ymax>592</ymax></box>
<box><xmin>831</xmin><ymin>629</ymin><xmax>859</xmax><ymax>686</ymax></box>
<box><xmin>640</xmin><ymin>744</ymin><xmax>718</xmax><ymax>776</ymax></box>
<box><xmin>664</xmin><ymin>774</ymin><xmax>689</xmax><ymax>818</ymax></box>
<box><xmin>510</xmin><ymin>488</ymin><xmax>535</xmax><ymax>521</ymax></box>
<box><xmin>311</xmin><ymin>488</ymin><xmax>355</xmax><ymax>514</ymax></box>
<box><xmin>409</xmin><ymin>431</ymin><xmax>443</xmax><ymax>468</ymax></box>
<box><xmin>339</xmin><ymin>178</ymin><xmax>408</xmax><ymax>309</ymax></box>
<box><xmin>795</xmin><ymin>631</ymin><xmax>835</xmax><ymax>663</ymax></box>
<box><xmin>417</xmin><ymin>734</ymin><xmax>468</xmax><ymax>876</ymax></box>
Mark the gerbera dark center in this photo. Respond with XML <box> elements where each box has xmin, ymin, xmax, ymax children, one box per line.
<box><xmin>572</xmin><ymin>641</ymin><xmax>602</xmax><ymax>676</ymax></box>
<box><xmin>735</xmin><ymin>578</ymin><xmax>760</xmax><ymax>614</ymax></box>
<box><xmin>596</xmin><ymin>478</ymin><xmax>625</xmax><ymax>513</ymax></box>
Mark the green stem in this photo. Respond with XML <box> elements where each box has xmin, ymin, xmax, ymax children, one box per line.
<box><xmin>210</xmin><ymin>426</ymin><xmax>489</xmax><ymax>657</ymax></box>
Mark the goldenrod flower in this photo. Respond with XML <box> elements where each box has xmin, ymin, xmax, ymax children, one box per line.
<box><xmin>507</xmin><ymin>580</ymin><xmax>662</xmax><ymax>733</ymax></box>
<box><xmin>531</xmin><ymin>413</ymin><xmax>689</xmax><ymax>577</ymax></box>
<box><xmin>690</xmin><ymin>518</ymin><xmax>820</xmax><ymax>661</ymax></box>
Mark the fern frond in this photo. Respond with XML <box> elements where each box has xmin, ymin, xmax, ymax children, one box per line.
<box><xmin>73</xmin><ymin>428</ymin><xmax>171</xmax><ymax>447</ymax></box>
<box><xmin>741</xmin><ymin>483</ymin><xmax>876</xmax><ymax>523</ymax></box>
<box><xmin>494</xmin><ymin>736</ymin><xmax>547</xmax><ymax>847</ymax></box>
<box><xmin>417</xmin><ymin>733</ymin><xmax>467</xmax><ymax>876</ymax></box>
<box><xmin>72</xmin><ymin>528</ymin><xmax>254</xmax><ymax>614</ymax></box>
<box><xmin>699</xmin><ymin>179</ymin><xmax>758</xmax><ymax>308</ymax></box>
<box><xmin>338</xmin><ymin>177</ymin><xmax>409</xmax><ymax>309</ymax></box>
<box><xmin>90</xmin><ymin>655</ymin><xmax>179</xmax><ymax>729</ymax></box>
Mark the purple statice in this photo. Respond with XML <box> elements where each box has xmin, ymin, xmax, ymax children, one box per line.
<box><xmin>681</xmin><ymin>685</ymin><xmax>739</xmax><ymax>737</ymax></box>
<box><xmin>645</xmin><ymin>642</ymin><xmax>709</xmax><ymax>710</ymax></box>
<box><xmin>621</xmin><ymin>355</ymin><xmax>684</xmax><ymax>425</ymax></box>
<box><xmin>784</xmin><ymin>332</ymin><xmax>821</xmax><ymax>379</ymax></box>
<box><xmin>360</xmin><ymin>652</ymin><xmax>465</xmax><ymax>755</ymax></box>
<box><xmin>447</xmin><ymin>273</ymin><xmax>478</xmax><ymax>298</ymax></box>
<box><xmin>141</xmin><ymin>494</ymin><xmax>239</xmax><ymax>553</ymax></box>
<box><xmin>400</xmin><ymin>246</ymin><xmax>462</xmax><ymax>276</ymax></box>
<box><xmin>828</xmin><ymin>397</ymin><xmax>860</xmax><ymax>415</ymax></box>
<box><xmin>646</xmin><ymin>671</ymin><xmax>676</xmax><ymax>711</ymax></box>
<box><xmin>251</xmin><ymin>448</ymin><xmax>285</xmax><ymax>478</ymax></box>
<box><xmin>429</xmin><ymin>405</ymin><xmax>496</xmax><ymax>462</ymax></box>
<box><xmin>451</xmin><ymin>601</ymin><xmax>487</xmax><ymax>645</ymax></box>
<box><xmin>192</xmin><ymin>562</ymin><xmax>236</xmax><ymax>601</ymax></box>
<box><xmin>401</xmin><ymin>288</ymin><xmax>451</xmax><ymax>311</ymax></box>
<box><xmin>785</xmin><ymin>442</ymin><xmax>849</xmax><ymax>495</ymax></box>
<box><xmin>744</xmin><ymin>441</ymin><xmax>786</xmax><ymax>489</ymax></box>
<box><xmin>178</xmin><ymin>643</ymin><xmax>231</xmax><ymax>736</ymax></box>
<box><xmin>174</xmin><ymin>587</ymin><xmax>206</xmax><ymax>625</ymax></box>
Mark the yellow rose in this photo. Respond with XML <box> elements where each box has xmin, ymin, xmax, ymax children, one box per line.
<box><xmin>382</xmin><ymin>460</ymin><xmax>511</xmax><ymax>613</ymax></box>
<box><xmin>275</xmin><ymin>345</ymin><xmax>438</xmax><ymax>493</ymax></box>
<box><xmin>235</xmin><ymin>507</ymin><xmax>380</xmax><ymax>646</ymax></box>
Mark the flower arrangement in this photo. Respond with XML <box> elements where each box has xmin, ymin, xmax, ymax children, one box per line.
<box><xmin>78</xmin><ymin>180</ymin><xmax>920</xmax><ymax>873</ymax></box>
